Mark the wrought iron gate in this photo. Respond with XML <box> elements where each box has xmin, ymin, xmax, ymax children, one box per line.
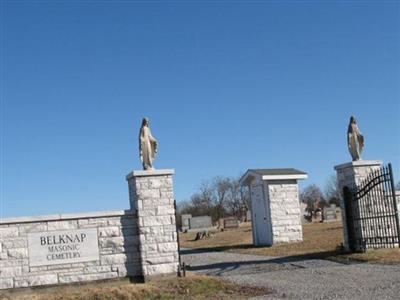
<box><xmin>343</xmin><ymin>164</ymin><xmax>400</xmax><ymax>252</ymax></box>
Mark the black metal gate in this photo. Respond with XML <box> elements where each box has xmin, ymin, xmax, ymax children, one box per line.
<box><xmin>343</xmin><ymin>163</ymin><xmax>400</xmax><ymax>252</ymax></box>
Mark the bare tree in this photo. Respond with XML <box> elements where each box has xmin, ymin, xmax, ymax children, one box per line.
<box><xmin>190</xmin><ymin>180</ymin><xmax>214</xmax><ymax>216</ymax></box>
<box><xmin>300</xmin><ymin>184</ymin><xmax>326</xmax><ymax>214</ymax></box>
<box><xmin>212</xmin><ymin>176</ymin><xmax>230</xmax><ymax>220</ymax></box>
<box><xmin>225</xmin><ymin>177</ymin><xmax>243</xmax><ymax>219</ymax></box>
<box><xmin>324</xmin><ymin>175</ymin><xmax>340</xmax><ymax>206</ymax></box>
<box><xmin>178</xmin><ymin>173</ymin><xmax>250</xmax><ymax>222</ymax></box>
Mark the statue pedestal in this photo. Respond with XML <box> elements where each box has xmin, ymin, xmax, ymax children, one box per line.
<box><xmin>126</xmin><ymin>169</ymin><xmax>178</xmax><ymax>277</ymax></box>
<box><xmin>334</xmin><ymin>160</ymin><xmax>382</xmax><ymax>250</ymax></box>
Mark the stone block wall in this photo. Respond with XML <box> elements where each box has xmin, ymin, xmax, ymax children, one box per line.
<box><xmin>266</xmin><ymin>180</ymin><xmax>303</xmax><ymax>243</ymax></box>
<box><xmin>0</xmin><ymin>211</ymin><xmax>141</xmax><ymax>290</ymax></box>
<box><xmin>335</xmin><ymin>160</ymin><xmax>382</xmax><ymax>250</ymax></box>
<box><xmin>126</xmin><ymin>169</ymin><xmax>179</xmax><ymax>277</ymax></box>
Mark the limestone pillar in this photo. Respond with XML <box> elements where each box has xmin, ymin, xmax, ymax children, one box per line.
<box><xmin>334</xmin><ymin>160</ymin><xmax>382</xmax><ymax>251</ymax></box>
<box><xmin>126</xmin><ymin>169</ymin><xmax>179</xmax><ymax>277</ymax></box>
<box><xmin>240</xmin><ymin>169</ymin><xmax>307</xmax><ymax>246</ymax></box>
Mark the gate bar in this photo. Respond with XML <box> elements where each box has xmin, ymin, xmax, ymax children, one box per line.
<box><xmin>388</xmin><ymin>164</ymin><xmax>400</xmax><ymax>247</ymax></box>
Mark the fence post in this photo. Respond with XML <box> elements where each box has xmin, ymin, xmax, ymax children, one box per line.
<box><xmin>388</xmin><ymin>163</ymin><xmax>400</xmax><ymax>248</ymax></box>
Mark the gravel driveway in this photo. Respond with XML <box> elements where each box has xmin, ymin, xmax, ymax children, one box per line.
<box><xmin>181</xmin><ymin>248</ymin><xmax>400</xmax><ymax>299</ymax></box>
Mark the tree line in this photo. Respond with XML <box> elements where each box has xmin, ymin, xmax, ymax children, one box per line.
<box><xmin>177</xmin><ymin>173</ymin><xmax>388</xmax><ymax>223</ymax></box>
<box><xmin>178</xmin><ymin>175</ymin><xmax>250</xmax><ymax>223</ymax></box>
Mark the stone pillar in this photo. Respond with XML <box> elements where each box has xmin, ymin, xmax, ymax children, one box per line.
<box><xmin>334</xmin><ymin>160</ymin><xmax>382</xmax><ymax>251</ymax></box>
<box><xmin>126</xmin><ymin>169</ymin><xmax>179</xmax><ymax>277</ymax></box>
<box><xmin>240</xmin><ymin>169</ymin><xmax>307</xmax><ymax>246</ymax></box>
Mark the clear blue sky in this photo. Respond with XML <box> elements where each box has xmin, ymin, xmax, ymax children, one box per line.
<box><xmin>1</xmin><ymin>1</ymin><xmax>399</xmax><ymax>218</ymax></box>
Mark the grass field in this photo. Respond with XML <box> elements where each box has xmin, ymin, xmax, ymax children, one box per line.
<box><xmin>180</xmin><ymin>221</ymin><xmax>400</xmax><ymax>263</ymax></box>
<box><xmin>0</xmin><ymin>273</ymin><xmax>270</xmax><ymax>300</ymax></box>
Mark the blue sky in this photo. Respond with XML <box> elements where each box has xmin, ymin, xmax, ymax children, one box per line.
<box><xmin>1</xmin><ymin>1</ymin><xmax>399</xmax><ymax>218</ymax></box>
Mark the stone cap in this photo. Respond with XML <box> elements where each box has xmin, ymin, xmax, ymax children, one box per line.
<box><xmin>126</xmin><ymin>169</ymin><xmax>175</xmax><ymax>180</ymax></box>
<box><xmin>240</xmin><ymin>168</ymin><xmax>307</xmax><ymax>185</ymax></box>
<box><xmin>334</xmin><ymin>160</ymin><xmax>382</xmax><ymax>171</ymax></box>
<box><xmin>0</xmin><ymin>209</ymin><xmax>136</xmax><ymax>225</ymax></box>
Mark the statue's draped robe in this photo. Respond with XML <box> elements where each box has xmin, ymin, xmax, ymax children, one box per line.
<box><xmin>348</xmin><ymin>123</ymin><xmax>364</xmax><ymax>161</ymax></box>
<box><xmin>139</xmin><ymin>126</ymin><xmax>157</xmax><ymax>170</ymax></box>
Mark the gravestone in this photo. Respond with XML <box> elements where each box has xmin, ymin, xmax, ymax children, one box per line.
<box><xmin>300</xmin><ymin>202</ymin><xmax>309</xmax><ymax>224</ymax></box>
<box><xmin>189</xmin><ymin>216</ymin><xmax>212</xmax><ymax>230</ymax></box>
<box><xmin>223</xmin><ymin>217</ymin><xmax>239</xmax><ymax>229</ymax></box>
<box><xmin>324</xmin><ymin>204</ymin><xmax>338</xmax><ymax>222</ymax></box>
<box><xmin>181</xmin><ymin>214</ymin><xmax>191</xmax><ymax>232</ymax></box>
<box><xmin>246</xmin><ymin>210</ymin><xmax>251</xmax><ymax>222</ymax></box>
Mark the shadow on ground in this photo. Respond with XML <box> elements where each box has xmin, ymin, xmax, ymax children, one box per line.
<box><xmin>181</xmin><ymin>244</ymin><xmax>343</xmax><ymax>259</ymax></box>
<box><xmin>181</xmin><ymin>247</ymin><xmax>353</xmax><ymax>275</ymax></box>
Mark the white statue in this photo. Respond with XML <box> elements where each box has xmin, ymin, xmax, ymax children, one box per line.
<box><xmin>139</xmin><ymin>118</ymin><xmax>158</xmax><ymax>170</ymax></box>
<box><xmin>347</xmin><ymin>116</ymin><xmax>364</xmax><ymax>161</ymax></box>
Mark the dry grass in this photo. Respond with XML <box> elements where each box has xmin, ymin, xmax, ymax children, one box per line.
<box><xmin>335</xmin><ymin>248</ymin><xmax>400</xmax><ymax>264</ymax></box>
<box><xmin>180</xmin><ymin>221</ymin><xmax>400</xmax><ymax>263</ymax></box>
<box><xmin>180</xmin><ymin>221</ymin><xmax>343</xmax><ymax>257</ymax></box>
<box><xmin>0</xmin><ymin>273</ymin><xmax>270</xmax><ymax>300</ymax></box>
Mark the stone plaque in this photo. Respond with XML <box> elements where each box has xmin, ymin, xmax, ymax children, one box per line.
<box><xmin>28</xmin><ymin>228</ymin><xmax>99</xmax><ymax>267</ymax></box>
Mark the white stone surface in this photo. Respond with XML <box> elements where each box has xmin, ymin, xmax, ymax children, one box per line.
<box><xmin>0</xmin><ymin>211</ymin><xmax>141</xmax><ymax>289</ymax></box>
<box><xmin>0</xmin><ymin>210</ymin><xmax>134</xmax><ymax>225</ymax></box>
<box><xmin>262</xmin><ymin>174</ymin><xmax>308</xmax><ymax>180</ymax></box>
<box><xmin>244</xmin><ymin>170</ymin><xmax>306</xmax><ymax>246</ymax></box>
<box><xmin>334</xmin><ymin>160</ymin><xmax>382</xmax><ymax>171</ymax></box>
<box><xmin>335</xmin><ymin>160</ymin><xmax>383</xmax><ymax>251</ymax></box>
<box><xmin>27</xmin><ymin>228</ymin><xmax>100</xmax><ymax>267</ymax></box>
<box><xmin>267</xmin><ymin>182</ymin><xmax>303</xmax><ymax>244</ymax></box>
<box><xmin>126</xmin><ymin>169</ymin><xmax>174</xmax><ymax>180</ymax></box>
<box><xmin>0</xmin><ymin>171</ymin><xmax>179</xmax><ymax>289</ymax></box>
<box><xmin>127</xmin><ymin>169</ymin><xmax>179</xmax><ymax>277</ymax></box>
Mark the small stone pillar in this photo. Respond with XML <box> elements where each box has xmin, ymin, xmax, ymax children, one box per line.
<box><xmin>240</xmin><ymin>169</ymin><xmax>307</xmax><ymax>246</ymax></box>
<box><xmin>126</xmin><ymin>169</ymin><xmax>179</xmax><ymax>277</ymax></box>
<box><xmin>334</xmin><ymin>160</ymin><xmax>382</xmax><ymax>251</ymax></box>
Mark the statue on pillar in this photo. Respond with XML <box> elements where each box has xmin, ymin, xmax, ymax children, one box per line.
<box><xmin>139</xmin><ymin>117</ymin><xmax>158</xmax><ymax>170</ymax></box>
<box><xmin>347</xmin><ymin>116</ymin><xmax>364</xmax><ymax>161</ymax></box>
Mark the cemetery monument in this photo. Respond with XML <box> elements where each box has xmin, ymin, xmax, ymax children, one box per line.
<box><xmin>347</xmin><ymin>116</ymin><xmax>364</xmax><ymax>161</ymax></box>
<box><xmin>335</xmin><ymin>116</ymin><xmax>399</xmax><ymax>251</ymax></box>
<box><xmin>139</xmin><ymin>117</ymin><xmax>158</xmax><ymax>170</ymax></box>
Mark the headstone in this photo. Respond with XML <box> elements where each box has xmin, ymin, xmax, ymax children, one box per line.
<box><xmin>300</xmin><ymin>202</ymin><xmax>309</xmax><ymax>224</ymax></box>
<box><xmin>189</xmin><ymin>216</ymin><xmax>212</xmax><ymax>230</ymax></box>
<box><xmin>218</xmin><ymin>218</ymin><xmax>224</xmax><ymax>229</ymax></box>
<box><xmin>246</xmin><ymin>210</ymin><xmax>252</xmax><ymax>222</ymax></box>
<box><xmin>181</xmin><ymin>214</ymin><xmax>191</xmax><ymax>232</ymax></box>
<box><xmin>323</xmin><ymin>204</ymin><xmax>338</xmax><ymax>222</ymax></box>
<box><xmin>223</xmin><ymin>217</ymin><xmax>239</xmax><ymax>229</ymax></box>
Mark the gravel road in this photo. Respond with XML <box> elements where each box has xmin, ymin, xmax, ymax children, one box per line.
<box><xmin>181</xmin><ymin>249</ymin><xmax>400</xmax><ymax>300</ymax></box>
